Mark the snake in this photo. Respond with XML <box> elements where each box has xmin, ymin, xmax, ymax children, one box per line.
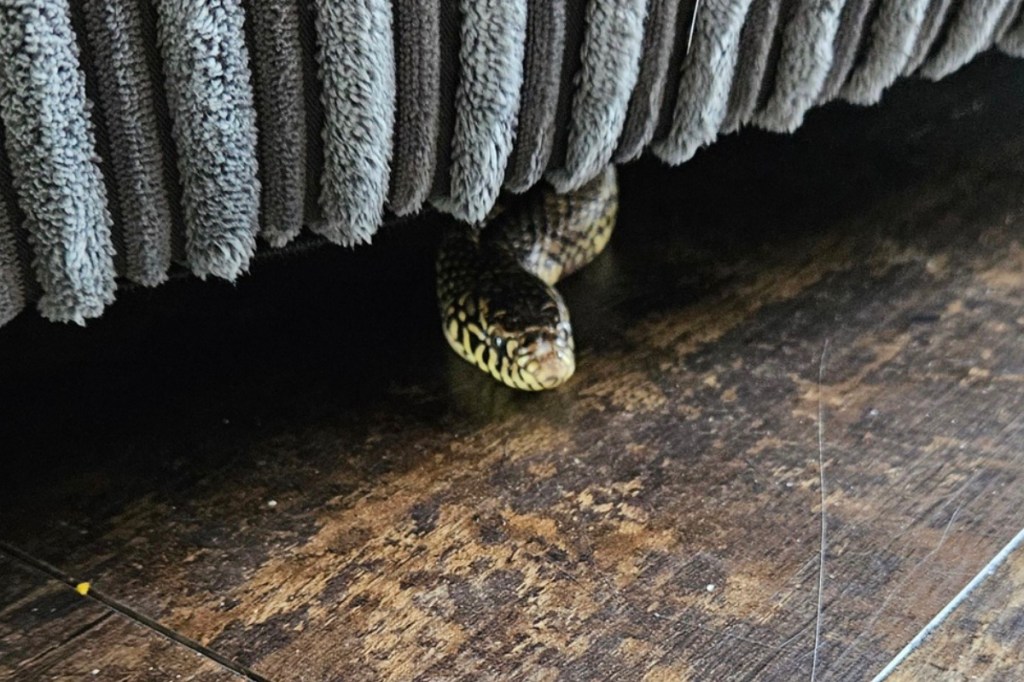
<box><xmin>436</xmin><ymin>165</ymin><xmax>618</xmax><ymax>391</ymax></box>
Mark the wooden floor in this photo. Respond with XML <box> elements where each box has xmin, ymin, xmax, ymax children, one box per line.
<box><xmin>2</xmin><ymin>54</ymin><xmax>1024</xmax><ymax>681</ymax></box>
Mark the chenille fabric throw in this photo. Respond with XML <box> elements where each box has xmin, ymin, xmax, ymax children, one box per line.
<box><xmin>0</xmin><ymin>0</ymin><xmax>1019</xmax><ymax>327</ymax></box>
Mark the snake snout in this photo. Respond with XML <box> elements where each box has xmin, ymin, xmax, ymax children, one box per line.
<box><xmin>523</xmin><ymin>337</ymin><xmax>576</xmax><ymax>389</ymax></box>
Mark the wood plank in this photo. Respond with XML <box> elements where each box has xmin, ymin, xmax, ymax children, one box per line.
<box><xmin>2</xmin><ymin>54</ymin><xmax>1024</xmax><ymax>680</ymax></box>
<box><xmin>889</xmin><ymin>545</ymin><xmax>1024</xmax><ymax>681</ymax></box>
<box><xmin>0</xmin><ymin>556</ymin><xmax>238</xmax><ymax>681</ymax></box>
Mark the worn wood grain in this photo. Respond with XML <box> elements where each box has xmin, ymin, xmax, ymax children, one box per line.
<box><xmin>0</xmin><ymin>556</ymin><xmax>237</xmax><ymax>681</ymax></box>
<box><xmin>889</xmin><ymin>548</ymin><xmax>1024</xmax><ymax>681</ymax></box>
<box><xmin>1</xmin><ymin>54</ymin><xmax>1024</xmax><ymax>681</ymax></box>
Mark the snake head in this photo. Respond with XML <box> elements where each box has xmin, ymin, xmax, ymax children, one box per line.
<box><xmin>512</xmin><ymin>318</ymin><xmax>575</xmax><ymax>390</ymax></box>
<box><xmin>488</xmin><ymin>286</ymin><xmax>575</xmax><ymax>391</ymax></box>
<box><xmin>443</xmin><ymin>256</ymin><xmax>578</xmax><ymax>391</ymax></box>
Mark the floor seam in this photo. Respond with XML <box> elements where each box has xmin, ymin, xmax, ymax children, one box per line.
<box><xmin>0</xmin><ymin>540</ymin><xmax>270</xmax><ymax>682</ymax></box>
<box><xmin>869</xmin><ymin>525</ymin><xmax>1024</xmax><ymax>681</ymax></box>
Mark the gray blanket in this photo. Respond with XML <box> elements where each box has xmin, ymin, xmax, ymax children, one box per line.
<box><xmin>0</xmin><ymin>0</ymin><xmax>1019</xmax><ymax>326</ymax></box>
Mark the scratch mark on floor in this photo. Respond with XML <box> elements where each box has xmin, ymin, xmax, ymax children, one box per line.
<box><xmin>810</xmin><ymin>338</ymin><xmax>830</xmax><ymax>682</ymax></box>
<box><xmin>870</xmin><ymin>525</ymin><xmax>1024</xmax><ymax>681</ymax></box>
<box><xmin>829</xmin><ymin>470</ymin><xmax>979</xmax><ymax>672</ymax></box>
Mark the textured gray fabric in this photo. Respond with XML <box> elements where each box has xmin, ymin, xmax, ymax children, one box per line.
<box><xmin>0</xmin><ymin>120</ymin><xmax>33</xmax><ymax>312</ymax></box>
<box><xmin>0</xmin><ymin>0</ymin><xmax>116</xmax><ymax>324</ymax></box>
<box><xmin>615</xmin><ymin>0</ymin><xmax>682</xmax><ymax>163</ymax></box>
<box><xmin>817</xmin><ymin>0</ymin><xmax>877</xmax><ymax>104</ymax></box>
<box><xmin>390</xmin><ymin>0</ymin><xmax>440</xmax><ymax>215</ymax></box>
<box><xmin>755</xmin><ymin>0</ymin><xmax>843</xmax><ymax>132</ymax></box>
<box><xmin>722</xmin><ymin>0</ymin><xmax>783</xmax><ymax>133</ymax></box>
<box><xmin>999</xmin><ymin>5</ymin><xmax>1024</xmax><ymax>55</ymax></box>
<box><xmin>249</xmin><ymin>1</ymin><xmax>307</xmax><ymax>247</ymax></box>
<box><xmin>904</xmin><ymin>0</ymin><xmax>957</xmax><ymax>75</ymax></box>
<box><xmin>547</xmin><ymin>0</ymin><xmax>647</xmax><ymax>190</ymax></box>
<box><xmin>921</xmin><ymin>0</ymin><xmax>1014</xmax><ymax>80</ymax></box>
<box><xmin>0</xmin><ymin>174</ymin><xmax>23</xmax><ymax>327</ymax></box>
<box><xmin>156</xmin><ymin>0</ymin><xmax>260</xmax><ymax>280</ymax></box>
<box><xmin>505</xmin><ymin>0</ymin><xmax>566</xmax><ymax>193</ymax></box>
<box><xmin>546</xmin><ymin>0</ymin><xmax>590</xmax><ymax>177</ymax></box>
<box><xmin>991</xmin><ymin>0</ymin><xmax>1024</xmax><ymax>53</ymax></box>
<box><xmin>426</xmin><ymin>0</ymin><xmax>461</xmax><ymax>201</ymax></box>
<box><xmin>654</xmin><ymin>0</ymin><xmax>753</xmax><ymax>164</ymax></box>
<box><xmin>0</xmin><ymin>0</ymin><xmax>1015</xmax><ymax>327</ymax></box>
<box><xmin>434</xmin><ymin>0</ymin><xmax>527</xmax><ymax>223</ymax></box>
<box><xmin>842</xmin><ymin>0</ymin><xmax>931</xmax><ymax>104</ymax></box>
<box><xmin>994</xmin><ymin>0</ymin><xmax>1023</xmax><ymax>39</ymax></box>
<box><xmin>81</xmin><ymin>0</ymin><xmax>173</xmax><ymax>286</ymax></box>
<box><xmin>313</xmin><ymin>0</ymin><xmax>394</xmax><ymax>245</ymax></box>
<box><xmin>650</xmin><ymin>0</ymin><xmax>699</xmax><ymax>142</ymax></box>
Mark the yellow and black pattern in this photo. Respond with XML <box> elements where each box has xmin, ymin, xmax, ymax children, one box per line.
<box><xmin>437</xmin><ymin>166</ymin><xmax>618</xmax><ymax>391</ymax></box>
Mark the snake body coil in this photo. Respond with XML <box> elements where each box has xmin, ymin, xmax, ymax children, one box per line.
<box><xmin>437</xmin><ymin>166</ymin><xmax>618</xmax><ymax>390</ymax></box>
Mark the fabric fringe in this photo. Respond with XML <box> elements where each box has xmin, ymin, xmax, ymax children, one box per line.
<box><xmin>389</xmin><ymin>0</ymin><xmax>440</xmax><ymax>215</ymax></box>
<box><xmin>721</xmin><ymin>0</ymin><xmax>783</xmax><ymax>134</ymax></box>
<box><xmin>904</xmin><ymin>0</ymin><xmax>957</xmax><ymax>75</ymax></box>
<box><xmin>654</xmin><ymin>0</ymin><xmax>752</xmax><ymax>164</ymax></box>
<box><xmin>816</xmin><ymin>0</ymin><xmax>876</xmax><ymax>105</ymax></box>
<box><xmin>81</xmin><ymin>0</ymin><xmax>173</xmax><ymax>286</ymax></box>
<box><xmin>434</xmin><ymin>0</ymin><xmax>527</xmax><ymax>223</ymax></box>
<box><xmin>0</xmin><ymin>0</ymin><xmax>116</xmax><ymax>324</ymax></box>
<box><xmin>615</xmin><ymin>0</ymin><xmax>683</xmax><ymax>163</ymax></box>
<box><xmin>755</xmin><ymin>0</ymin><xmax>843</xmax><ymax>132</ymax></box>
<box><xmin>842</xmin><ymin>0</ymin><xmax>931</xmax><ymax>105</ymax></box>
<box><xmin>156</xmin><ymin>0</ymin><xmax>260</xmax><ymax>280</ymax></box>
<box><xmin>0</xmin><ymin>121</ymin><xmax>32</xmax><ymax>319</ymax></box>
<box><xmin>0</xmin><ymin>0</ymin><xmax>1017</xmax><ymax>327</ymax></box>
<box><xmin>249</xmin><ymin>1</ymin><xmax>307</xmax><ymax>247</ymax></box>
<box><xmin>313</xmin><ymin>0</ymin><xmax>394</xmax><ymax>245</ymax></box>
<box><xmin>0</xmin><ymin>177</ymin><xmax>23</xmax><ymax>327</ymax></box>
<box><xmin>997</xmin><ymin>2</ymin><xmax>1024</xmax><ymax>56</ymax></box>
<box><xmin>994</xmin><ymin>0</ymin><xmax>1024</xmax><ymax>42</ymax></box>
<box><xmin>505</xmin><ymin>0</ymin><xmax>566</xmax><ymax>193</ymax></box>
<box><xmin>548</xmin><ymin>0</ymin><xmax>647</xmax><ymax>190</ymax></box>
<box><xmin>999</xmin><ymin>22</ymin><xmax>1024</xmax><ymax>56</ymax></box>
<box><xmin>920</xmin><ymin>0</ymin><xmax>1014</xmax><ymax>80</ymax></box>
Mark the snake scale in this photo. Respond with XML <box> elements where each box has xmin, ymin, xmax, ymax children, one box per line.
<box><xmin>437</xmin><ymin>166</ymin><xmax>618</xmax><ymax>391</ymax></box>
